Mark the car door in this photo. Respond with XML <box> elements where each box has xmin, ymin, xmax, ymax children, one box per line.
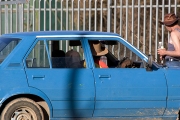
<box><xmin>24</xmin><ymin>38</ymin><xmax>95</xmax><ymax>118</ymax></box>
<box><xmin>93</xmin><ymin>68</ymin><xmax>166</xmax><ymax>117</ymax></box>
<box><xmin>164</xmin><ymin>68</ymin><xmax>180</xmax><ymax>117</ymax></box>
<box><xmin>86</xmin><ymin>38</ymin><xmax>167</xmax><ymax>117</ymax></box>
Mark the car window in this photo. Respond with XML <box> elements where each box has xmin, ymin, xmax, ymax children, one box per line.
<box><xmin>0</xmin><ymin>37</ymin><xmax>21</xmax><ymax>64</ymax></box>
<box><xmin>46</xmin><ymin>40</ymin><xmax>86</xmax><ymax>68</ymax></box>
<box><xmin>88</xmin><ymin>40</ymin><xmax>145</xmax><ymax>68</ymax></box>
<box><xmin>26</xmin><ymin>39</ymin><xmax>86</xmax><ymax>68</ymax></box>
<box><xmin>26</xmin><ymin>41</ymin><xmax>49</xmax><ymax>68</ymax></box>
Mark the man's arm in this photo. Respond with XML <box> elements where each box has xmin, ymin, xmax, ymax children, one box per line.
<box><xmin>158</xmin><ymin>31</ymin><xmax>180</xmax><ymax>57</ymax></box>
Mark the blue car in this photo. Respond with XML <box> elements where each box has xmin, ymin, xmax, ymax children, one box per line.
<box><xmin>0</xmin><ymin>31</ymin><xmax>178</xmax><ymax>120</ymax></box>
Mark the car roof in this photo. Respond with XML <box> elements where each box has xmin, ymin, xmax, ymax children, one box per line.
<box><xmin>2</xmin><ymin>30</ymin><xmax>119</xmax><ymax>37</ymax></box>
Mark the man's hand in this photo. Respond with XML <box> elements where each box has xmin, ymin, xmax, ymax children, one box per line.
<box><xmin>158</xmin><ymin>48</ymin><xmax>166</xmax><ymax>60</ymax></box>
<box><xmin>158</xmin><ymin>48</ymin><xmax>166</xmax><ymax>56</ymax></box>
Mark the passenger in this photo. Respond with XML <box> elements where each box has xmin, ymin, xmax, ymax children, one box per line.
<box><xmin>65</xmin><ymin>50</ymin><xmax>83</xmax><ymax>68</ymax></box>
<box><xmin>158</xmin><ymin>13</ymin><xmax>180</xmax><ymax>67</ymax></box>
<box><xmin>89</xmin><ymin>41</ymin><xmax>108</xmax><ymax>68</ymax></box>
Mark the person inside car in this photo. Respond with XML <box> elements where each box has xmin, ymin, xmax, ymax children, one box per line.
<box><xmin>65</xmin><ymin>49</ymin><xmax>84</xmax><ymax>68</ymax></box>
<box><xmin>89</xmin><ymin>41</ymin><xmax>108</xmax><ymax>68</ymax></box>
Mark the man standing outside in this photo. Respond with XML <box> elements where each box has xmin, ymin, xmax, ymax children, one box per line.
<box><xmin>158</xmin><ymin>13</ymin><xmax>180</xmax><ymax>67</ymax></box>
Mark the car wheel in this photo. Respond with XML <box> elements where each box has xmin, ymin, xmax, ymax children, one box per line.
<box><xmin>1</xmin><ymin>98</ymin><xmax>44</xmax><ymax>120</ymax></box>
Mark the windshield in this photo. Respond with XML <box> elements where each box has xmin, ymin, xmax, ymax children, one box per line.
<box><xmin>0</xmin><ymin>37</ymin><xmax>21</xmax><ymax>64</ymax></box>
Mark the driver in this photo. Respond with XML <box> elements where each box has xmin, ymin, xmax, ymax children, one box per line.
<box><xmin>89</xmin><ymin>41</ymin><xmax>108</xmax><ymax>68</ymax></box>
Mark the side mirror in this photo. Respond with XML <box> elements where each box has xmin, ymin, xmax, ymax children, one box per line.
<box><xmin>146</xmin><ymin>55</ymin><xmax>153</xmax><ymax>71</ymax></box>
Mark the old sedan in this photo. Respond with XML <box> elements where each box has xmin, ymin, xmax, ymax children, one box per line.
<box><xmin>0</xmin><ymin>31</ymin><xmax>178</xmax><ymax>120</ymax></box>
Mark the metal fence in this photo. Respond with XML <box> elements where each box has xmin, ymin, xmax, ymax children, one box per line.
<box><xmin>0</xmin><ymin>0</ymin><xmax>180</xmax><ymax>61</ymax></box>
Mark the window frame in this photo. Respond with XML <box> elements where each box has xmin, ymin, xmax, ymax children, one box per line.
<box><xmin>84</xmin><ymin>37</ymin><xmax>149</xmax><ymax>69</ymax></box>
<box><xmin>24</xmin><ymin>37</ymin><xmax>87</xmax><ymax>69</ymax></box>
<box><xmin>0</xmin><ymin>37</ymin><xmax>21</xmax><ymax>64</ymax></box>
<box><xmin>24</xmin><ymin>39</ymin><xmax>50</xmax><ymax>68</ymax></box>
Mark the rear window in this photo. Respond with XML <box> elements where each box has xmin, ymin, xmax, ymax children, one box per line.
<box><xmin>0</xmin><ymin>37</ymin><xmax>21</xmax><ymax>64</ymax></box>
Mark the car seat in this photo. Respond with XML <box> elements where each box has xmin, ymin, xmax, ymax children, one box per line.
<box><xmin>51</xmin><ymin>50</ymin><xmax>65</xmax><ymax>68</ymax></box>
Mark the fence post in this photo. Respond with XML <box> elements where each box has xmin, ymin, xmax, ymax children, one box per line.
<box><xmin>107</xmin><ymin>0</ymin><xmax>112</xmax><ymax>32</ymax></box>
<box><xmin>19</xmin><ymin>4</ymin><xmax>23</xmax><ymax>32</ymax></box>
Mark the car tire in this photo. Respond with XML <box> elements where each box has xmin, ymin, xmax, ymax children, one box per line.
<box><xmin>0</xmin><ymin>97</ymin><xmax>44</xmax><ymax>120</ymax></box>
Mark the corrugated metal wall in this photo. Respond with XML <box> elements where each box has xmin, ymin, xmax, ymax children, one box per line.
<box><xmin>0</xmin><ymin>0</ymin><xmax>180</xmax><ymax>61</ymax></box>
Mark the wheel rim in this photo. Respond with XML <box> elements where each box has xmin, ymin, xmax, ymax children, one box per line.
<box><xmin>11</xmin><ymin>106</ymin><xmax>37</xmax><ymax>120</ymax></box>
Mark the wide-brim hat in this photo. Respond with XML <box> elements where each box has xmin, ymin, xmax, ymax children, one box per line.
<box><xmin>159</xmin><ymin>13</ymin><xmax>179</xmax><ymax>26</ymax></box>
<box><xmin>90</xmin><ymin>41</ymin><xmax>108</xmax><ymax>56</ymax></box>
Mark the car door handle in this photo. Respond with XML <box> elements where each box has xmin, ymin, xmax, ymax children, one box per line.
<box><xmin>99</xmin><ymin>75</ymin><xmax>111</xmax><ymax>78</ymax></box>
<box><xmin>32</xmin><ymin>75</ymin><xmax>45</xmax><ymax>80</ymax></box>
